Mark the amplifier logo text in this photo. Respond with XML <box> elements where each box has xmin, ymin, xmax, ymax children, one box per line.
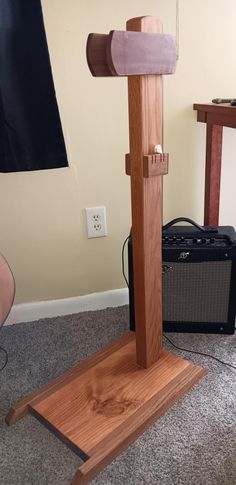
<box><xmin>178</xmin><ymin>251</ymin><xmax>190</xmax><ymax>260</ymax></box>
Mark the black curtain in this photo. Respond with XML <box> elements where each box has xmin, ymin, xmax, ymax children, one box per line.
<box><xmin>0</xmin><ymin>0</ymin><xmax>68</xmax><ymax>172</ymax></box>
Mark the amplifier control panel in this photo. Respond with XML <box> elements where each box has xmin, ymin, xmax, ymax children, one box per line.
<box><xmin>162</xmin><ymin>236</ymin><xmax>229</xmax><ymax>247</ymax></box>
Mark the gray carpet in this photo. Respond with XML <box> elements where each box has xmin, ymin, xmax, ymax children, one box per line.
<box><xmin>0</xmin><ymin>306</ymin><xmax>236</xmax><ymax>485</ymax></box>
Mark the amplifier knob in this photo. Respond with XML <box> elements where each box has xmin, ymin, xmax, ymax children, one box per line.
<box><xmin>210</xmin><ymin>238</ymin><xmax>215</xmax><ymax>244</ymax></box>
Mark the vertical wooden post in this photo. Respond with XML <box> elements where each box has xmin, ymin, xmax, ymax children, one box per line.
<box><xmin>127</xmin><ymin>17</ymin><xmax>163</xmax><ymax>368</ymax></box>
<box><xmin>204</xmin><ymin>124</ymin><xmax>223</xmax><ymax>226</ymax></box>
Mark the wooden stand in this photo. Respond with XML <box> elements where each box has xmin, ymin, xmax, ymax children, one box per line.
<box><xmin>6</xmin><ymin>17</ymin><xmax>206</xmax><ymax>484</ymax></box>
<box><xmin>6</xmin><ymin>332</ymin><xmax>205</xmax><ymax>484</ymax></box>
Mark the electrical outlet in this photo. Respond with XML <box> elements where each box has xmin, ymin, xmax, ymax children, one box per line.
<box><xmin>85</xmin><ymin>206</ymin><xmax>108</xmax><ymax>238</ymax></box>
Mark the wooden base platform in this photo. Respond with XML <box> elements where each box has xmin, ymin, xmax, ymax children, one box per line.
<box><xmin>6</xmin><ymin>332</ymin><xmax>206</xmax><ymax>484</ymax></box>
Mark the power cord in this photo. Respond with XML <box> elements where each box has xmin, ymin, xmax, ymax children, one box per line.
<box><xmin>122</xmin><ymin>234</ymin><xmax>236</xmax><ymax>371</ymax></box>
<box><xmin>0</xmin><ymin>328</ymin><xmax>8</xmax><ymax>372</ymax></box>
<box><xmin>164</xmin><ymin>334</ymin><xmax>236</xmax><ymax>370</ymax></box>
<box><xmin>122</xmin><ymin>235</ymin><xmax>130</xmax><ymax>288</ymax></box>
<box><xmin>0</xmin><ymin>346</ymin><xmax>8</xmax><ymax>371</ymax></box>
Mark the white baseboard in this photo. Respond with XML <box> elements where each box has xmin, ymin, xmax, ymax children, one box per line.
<box><xmin>4</xmin><ymin>288</ymin><xmax>129</xmax><ymax>326</ymax></box>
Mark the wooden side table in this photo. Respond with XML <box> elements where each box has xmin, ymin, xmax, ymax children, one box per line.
<box><xmin>193</xmin><ymin>103</ymin><xmax>236</xmax><ymax>226</ymax></box>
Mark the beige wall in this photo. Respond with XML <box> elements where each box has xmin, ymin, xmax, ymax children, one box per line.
<box><xmin>1</xmin><ymin>0</ymin><xmax>236</xmax><ymax>304</ymax></box>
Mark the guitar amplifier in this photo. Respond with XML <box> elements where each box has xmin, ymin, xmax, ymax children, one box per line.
<box><xmin>128</xmin><ymin>218</ymin><xmax>236</xmax><ymax>334</ymax></box>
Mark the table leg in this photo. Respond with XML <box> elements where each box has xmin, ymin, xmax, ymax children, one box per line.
<box><xmin>204</xmin><ymin>124</ymin><xmax>223</xmax><ymax>226</ymax></box>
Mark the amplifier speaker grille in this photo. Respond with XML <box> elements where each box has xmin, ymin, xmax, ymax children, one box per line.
<box><xmin>163</xmin><ymin>260</ymin><xmax>232</xmax><ymax>323</ymax></box>
<box><xmin>128</xmin><ymin>225</ymin><xmax>236</xmax><ymax>334</ymax></box>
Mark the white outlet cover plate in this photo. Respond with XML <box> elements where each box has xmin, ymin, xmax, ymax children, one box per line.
<box><xmin>86</xmin><ymin>206</ymin><xmax>108</xmax><ymax>238</ymax></box>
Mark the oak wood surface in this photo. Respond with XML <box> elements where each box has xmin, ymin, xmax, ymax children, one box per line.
<box><xmin>29</xmin><ymin>334</ymin><xmax>205</xmax><ymax>484</ymax></box>
<box><xmin>127</xmin><ymin>16</ymin><xmax>163</xmax><ymax>368</ymax></box>
<box><xmin>72</xmin><ymin>364</ymin><xmax>205</xmax><ymax>484</ymax></box>
<box><xmin>31</xmin><ymin>338</ymin><xmax>200</xmax><ymax>453</ymax></box>
<box><xmin>6</xmin><ymin>332</ymin><xmax>134</xmax><ymax>425</ymax></box>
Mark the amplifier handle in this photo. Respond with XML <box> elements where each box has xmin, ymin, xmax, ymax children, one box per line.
<box><xmin>162</xmin><ymin>217</ymin><xmax>218</xmax><ymax>233</ymax></box>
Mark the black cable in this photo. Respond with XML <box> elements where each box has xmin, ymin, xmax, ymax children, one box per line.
<box><xmin>0</xmin><ymin>345</ymin><xmax>8</xmax><ymax>371</ymax></box>
<box><xmin>122</xmin><ymin>235</ymin><xmax>130</xmax><ymax>289</ymax></box>
<box><xmin>0</xmin><ymin>327</ymin><xmax>8</xmax><ymax>371</ymax></box>
<box><xmin>163</xmin><ymin>334</ymin><xmax>236</xmax><ymax>370</ymax></box>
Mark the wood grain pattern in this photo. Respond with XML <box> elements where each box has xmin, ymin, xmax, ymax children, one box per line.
<box><xmin>127</xmin><ymin>16</ymin><xmax>164</xmax><ymax>368</ymax></box>
<box><xmin>29</xmin><ymin>335</ymin><xmax>205</xmax><ymax>481</ymax></box>
<box><xmin>204</xmin><ymin>113</ymin><xmax>236</xmax><ymax>129</ymax></box>
<box><xmin>143</xmin><ymin>153</ymin><xmax>168</xmax><ymax>177</ymax></box>
<box><xmin>126</xmin><ymin>153</ymin><xmax>169</xmax><ymax>177</ymax></box>
<box><xmin>194</xmin><ymin>103</ymin><xmax>236</xmax><ymax>128</ymax></box>
<box><xmin>72</xmin><ymin>364</ymin><xmax>205</xmax><ymax>484</ymax></box>
<box><xmin>86</xmin><ymin>34</ymin><xmax>113</xmax><ymax>77</ymax></box>
<box><xmin>204</xmin><ymin>124</ymin><xmax>223</xmax><ymax>226</ymax></box>
<box><xmin>5</xmin><ymin>332</ymin><xmax>134</xmax><ymax>425</ymax></box>
<box><xmin>193</xmin><ymin>103</ymin><xmax>228</xmax><ymax>226</ymax></box>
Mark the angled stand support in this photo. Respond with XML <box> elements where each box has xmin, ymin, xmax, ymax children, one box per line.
<box><xmin>6</xmin><ymin>17</ymin><xmax>206</xmax><ymax>485</ymax></box>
